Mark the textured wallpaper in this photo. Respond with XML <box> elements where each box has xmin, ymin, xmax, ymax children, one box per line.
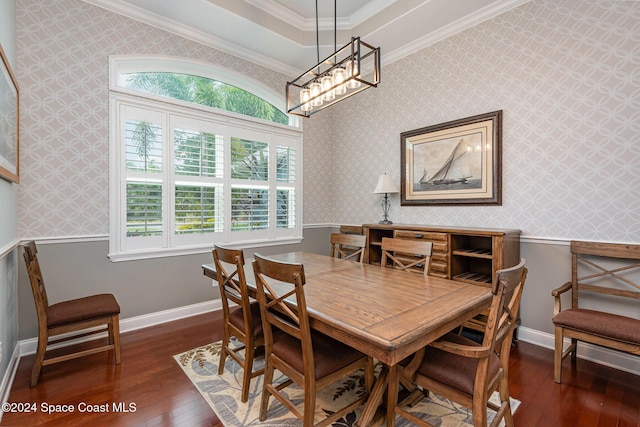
<box><xmin>16</xmin><ymin>0</ymin><xmax>640</xmax><ymax>243</ymax></box>
<box><xmin>303</xmin><ymin>0</ymin><xmax>640</xmax><ymax>242</ymax></box>
<box><xmin>16</xmin><ymin>0</ymin><xmax>290</xmax><ymax>238</ymax></box>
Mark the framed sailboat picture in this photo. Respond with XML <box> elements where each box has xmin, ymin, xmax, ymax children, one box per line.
<box><xmin>0</xmin><ymin>43</ymin><xmax>19</xmax><ymax>183</ymax></box>
<box><xmin>401</xmin><ymin>111</ymin><xmax>502</xmax><ymax>206</ymax></box>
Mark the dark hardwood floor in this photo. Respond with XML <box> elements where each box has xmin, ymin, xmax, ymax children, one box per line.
<box><xmin>2</xmin><ymin>312</ymin><xmax>638</xmax><ymax>426</ymax></box>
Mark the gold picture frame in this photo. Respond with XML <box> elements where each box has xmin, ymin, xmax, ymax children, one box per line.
<box><xmin>0</xmin><ymin>43</ymin><xmax>19</xmax><ymax>183</ymax></box>
<box><xmin>401</xmin><ymin>110</ymin><xmax>502</xmax><ymax>206</ymax></box>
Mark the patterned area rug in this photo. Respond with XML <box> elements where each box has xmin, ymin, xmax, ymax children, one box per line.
<box><xmin>174</xmin><ymin>341</ymin><xmax>519</xmax><ymax>426</ymax></box>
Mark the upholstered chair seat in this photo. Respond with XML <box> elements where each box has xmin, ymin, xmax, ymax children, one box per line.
<box><xmin>272</xmin><ymin>331</ymin><xmax>367</xmax><ymax>380</ymax></box>
<box><xmin>402</xmin><ymin>332</ymin><xmax>501</xmax><ymax>397</ymax></box>
<box><xmin>228</xmin><ymin>301</ymin><xmax>264</xmax><ymax>338</ymax></box>
<box><xmin>552</xmin><ymin>308</ymin><xmax>640</xmax><ymax>345</ymax></box>
<box><xmin>47</xmin><ymin>294</ymin><xmax>120</xmax><ymax>328</ymax></box>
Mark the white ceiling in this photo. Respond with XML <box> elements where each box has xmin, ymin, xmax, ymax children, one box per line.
<box><xmin>84</xmin><ymin>0</ymin><xmax>530</xmax><ymax>76</ymax></box>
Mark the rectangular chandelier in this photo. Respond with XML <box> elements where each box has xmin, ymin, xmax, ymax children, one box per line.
<box><xmin>286</xmin><ymin>37</ymin><xmax>380</xmax><ymax>118</ymax></box>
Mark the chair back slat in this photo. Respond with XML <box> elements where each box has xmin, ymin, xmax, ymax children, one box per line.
<box><xmin>330</xmin><ymin>233</ymin><xmax>367</xmax><ymax>262</ymax></box>
<box><xmin>213</xmin><ymin>247</ymin><xmax>247</xmax><ymax>300</ymax></box>
<box><xmin>483</xmin><ymin>259</ymin><xmax>527</xmax><ymax>352</ymax></box>
<box><xmin>570</xmin><ymin>240</ymin><xmax>640</xmax><ymax>307</ymax></box>
<box><xmin>212</xmin><ymin>244</ymin><xmax>261</xmax><ymax>350</ymax></box>
<box><xmin>381</xmin><ymin>237</ymin><xmax>432</xmax><ymax>275</ymax></box>
<box><xmin>23</xmin><ymin>241</ymin><xmax>49</xmax><ymax>316</ymax></box>
<box><xmin>252</xmin><ymin>253</ymin><xmax>311</xmax><ymax>352</ymax></box>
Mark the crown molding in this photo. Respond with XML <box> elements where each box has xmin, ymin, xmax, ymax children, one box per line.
<box><xmin>383</xmin><ymin>0</ymin><xmax>531</xmax><ymax>66</ymax></box>
<box><xmin>246</xmin><ymin>0</ymin><xmax>397</xmax><ymax>31</ymax></box>
<box><xmin>82</xmin><ymin>0</ymin><xmax>301</xmax><ymax>76</ymax></box>
<box><xmin>82</xmin><ymin>0</ymin><xmax>532</xmax><ymax>77</ymax></box>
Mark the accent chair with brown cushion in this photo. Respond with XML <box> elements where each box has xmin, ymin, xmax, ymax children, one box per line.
<box><xmin>213</xmin><ymin>244</ymin><xmax>265</xmax><ymax>403</ymax></box>
<box><xmin>22</xmin><ymin>241</ymin><xmax>121</xmax><ymax>388</ymax></box>
<box><xmin>551</xmin><ymin>241</ymin><xmax>640</xmax><ymax>384</ymax></box>
<box><xmin>252</xmin><ymin>253</ymin><xmax>374</xmax><ymax>427</ymax></box>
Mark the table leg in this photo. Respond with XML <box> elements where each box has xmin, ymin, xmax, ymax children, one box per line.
<box><xmin>356</xmin><ymin>365</ymin><xmax>389</xmax><ymax>427</ymax></box>
<box><xmin>386</xmin><ymin>364</ymin><xmax>399</xmax><ymax>427</ymax></box>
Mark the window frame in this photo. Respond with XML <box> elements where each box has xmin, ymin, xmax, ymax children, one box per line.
<box><xmin>109</xmin><ymin>56</ymin><xmax>303</xmax><ymax>262</ymax></box>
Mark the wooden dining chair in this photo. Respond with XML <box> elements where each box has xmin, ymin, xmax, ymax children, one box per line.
<box><xmin>22</xmin><ymin>241</ymin><xmax>121</xmax><ymax>388</ymax></box>
<box><xmin>252</xmin><ymin>253</ymin><xmax>374</xmax><ymax>427</ymax></box>
<box><xmin>329</xmin><ymin>233</ymin><xmax>367</xmax><ymax>262</ymax></box>
<box><xmin>393</xmin><ymin>259</ymin><xmax>527</xmax><ymax>427</ymax></box>
<box><xmin>381</xmin><ymin>237</ymin><xmax>433</xmax><ymax>275</ymax></box>
<box><xmin>213</xmin><ymin>244</ymin><xmax>265</xmax><ymax>403</ymax></box>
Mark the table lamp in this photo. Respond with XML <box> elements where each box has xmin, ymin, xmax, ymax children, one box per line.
<box><xmin>373</xmin><ymin>173</ymin><xmax>399</xmax><ymax>224</ymax></box>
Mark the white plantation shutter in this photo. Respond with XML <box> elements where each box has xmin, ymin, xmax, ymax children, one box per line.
<box><xmin>276</xmin><ymin>145</ymin><xmax>296</xmax><ymax>229</ymax></box>
<box><xmin>110</xmin><ymin>96</ymin><xmax>302</xmax><ymax>261</ymax></box>
<box><xmin>230</xmin><ymin>186</ymin><xmax>269</xmax><ymax>230</ymax></box>
<box><xmin>171</xmin><ymin>116</ymin><xmax>225</xmax><ymax>246</ymax></box>
<box><xmin>119</xmin><ymin>105</ymin><xmax>165</xmax><ymax>251</ymax></box>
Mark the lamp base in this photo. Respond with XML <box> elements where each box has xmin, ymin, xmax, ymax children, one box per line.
<box><xmin>378</xmin><ymin>220</ymin><xmax>393</xmax><ymax>224</ymax></box>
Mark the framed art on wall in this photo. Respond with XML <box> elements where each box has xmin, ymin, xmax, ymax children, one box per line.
<box><xmin>0</xmin><ymin>43</ymin><xmax>19</xmax><ymax>183</ymax></box>
<box><xmin>401</xmin><ymin>110</ymin><xmax>502</xmax><ymax>206</ymax></box>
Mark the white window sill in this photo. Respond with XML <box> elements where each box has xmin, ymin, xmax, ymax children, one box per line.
<box><xmin>108</xmin><ymin>236</ymin><xmax>304</xmax><ymax>262</ymax></box>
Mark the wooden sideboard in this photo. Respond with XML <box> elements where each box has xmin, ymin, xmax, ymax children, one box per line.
<box><xmin>362</xmin><ymin>224</ymin><xmax>521</xmax><ymax>288</ymax></box>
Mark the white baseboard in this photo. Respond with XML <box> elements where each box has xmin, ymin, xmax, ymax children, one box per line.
<box><xmin>0</xmin><ymin>344</ymin><xmax>21</xmax><ymax>422</ymax></box>
<box><xmin>517</xmin><ymin>326</ymin><xmax>640</xmax><ymax>376</ymax></box>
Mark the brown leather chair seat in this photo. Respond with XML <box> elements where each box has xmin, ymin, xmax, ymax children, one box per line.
<box><xmin>552</xmin><ymin>308</ymin><xmax>640</xmax><ymax>345</ymax></box>
<box><xmin>47</xmin><ymin>294</ymin><xmax>120</xmax><ymax>327</ymax></box>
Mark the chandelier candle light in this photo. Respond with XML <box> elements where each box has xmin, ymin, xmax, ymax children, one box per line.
<box><xmin>373</xmin><ymin>173</ymin><xmax>399</xmax><ymax>224</ymax></box>
<box><xmin>286</xmin><ymin>0</ymin><xmax>381</xmax><ymax>117</ymax></box>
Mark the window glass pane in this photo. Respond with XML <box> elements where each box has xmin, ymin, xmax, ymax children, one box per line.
<box><xmin>122</xmin><ymin>72</ymin><xmax>289</xmax><ymax>125</ymax></box>
<box><xmin>126</xmin><ymin>181</ymin><xmax>162</xmax><ymax>236</ymax></box>
<box><xmin>277</xmin><ymin>189</ymin><xmax>295</xmax><ymax>229</ymax></box>
<box><xmin>277</xmin><ymin>146</ymin><xmax>295</xmax><ymax>183</ymax></box>
<box><xmin>125</xmin><ymin>120</ymin><xmax>162</xmax><ymax>173</ymax></box>
<box><xmin>231</xmin><ymin>187</ymin><xmax>269</xmax><ymax>231</ymax></box>
<box><xmin>175</xmin><ymin>184</ymin><xmax>223</xmax><ymax>234</ymax></box>
<box><xmin>231</xmin><ymin>138</ymin><xmax>268</xmax><ymax>180</ymax></box>
<box><xmin>174</xmin><ymin>128</ymin><xmax>223</xmax><ymax>177</ymax></box>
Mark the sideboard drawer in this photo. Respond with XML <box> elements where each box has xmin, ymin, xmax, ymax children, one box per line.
<box><xmin>394</xmin><ymin>230</ymin><xmax>447</xmax><ymax>249</ymax></box>
<box><xmin>394</xmin><ymin>230</ymin><xmax>447</xmax><ymax>241</ymax></box>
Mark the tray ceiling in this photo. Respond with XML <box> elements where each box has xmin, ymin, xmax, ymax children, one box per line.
<box><xmin>84</xmin><ymin>0</ymin><xmax>530</xmax><ymax>76</ymax></box>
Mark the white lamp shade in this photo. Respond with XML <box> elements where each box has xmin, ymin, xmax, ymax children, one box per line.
<box><xmin>373</xmin><ymin>174</ymin><xmax>399</xmax><ymax>194</ymax></box>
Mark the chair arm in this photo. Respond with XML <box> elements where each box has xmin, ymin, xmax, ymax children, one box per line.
<box><xmin>429</xmin><ymin>339</ymin><xmax>492</xmax><ymax>359</ymax></box>
<box><xmin>402</xmin><ymin>348</ymin><xmax>425</xmax><ymax>381</ymax></box>
<box><xmin>551</xmin><ymin>281</ymin><xmax>572</xmax><ymax>316</ymax></box>
<box><xmin>551</xmin><ymin>281</ymin><xmax>572</xmax><ymax>297</ymax></box>
<box><xmin>402</xmin><ymin>338</ymin><xmax>492</xmax><ymax>382</ymax></box>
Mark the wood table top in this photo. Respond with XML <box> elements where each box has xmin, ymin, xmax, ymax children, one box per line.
<box><xmin>203</xmin><ymin>251</ymin><xmax>492</xmax><ymax>365</ymax></box>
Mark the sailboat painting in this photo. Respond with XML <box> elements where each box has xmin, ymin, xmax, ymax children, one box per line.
<box><xmin>400</xmin><ymin>111</ymin><xmax>502</xmax><ymax>206</ymax></box>
<box><xmin>415</xmin><ymin>135</ymin><xmax>481</xmax><ymax>190</ymax></box>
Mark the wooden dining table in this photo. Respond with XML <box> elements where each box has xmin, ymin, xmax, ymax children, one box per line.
<box><xmin>202</xmin><ymin>251</ymin><xmax>492</xmax><ymax>427</ymax></box>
